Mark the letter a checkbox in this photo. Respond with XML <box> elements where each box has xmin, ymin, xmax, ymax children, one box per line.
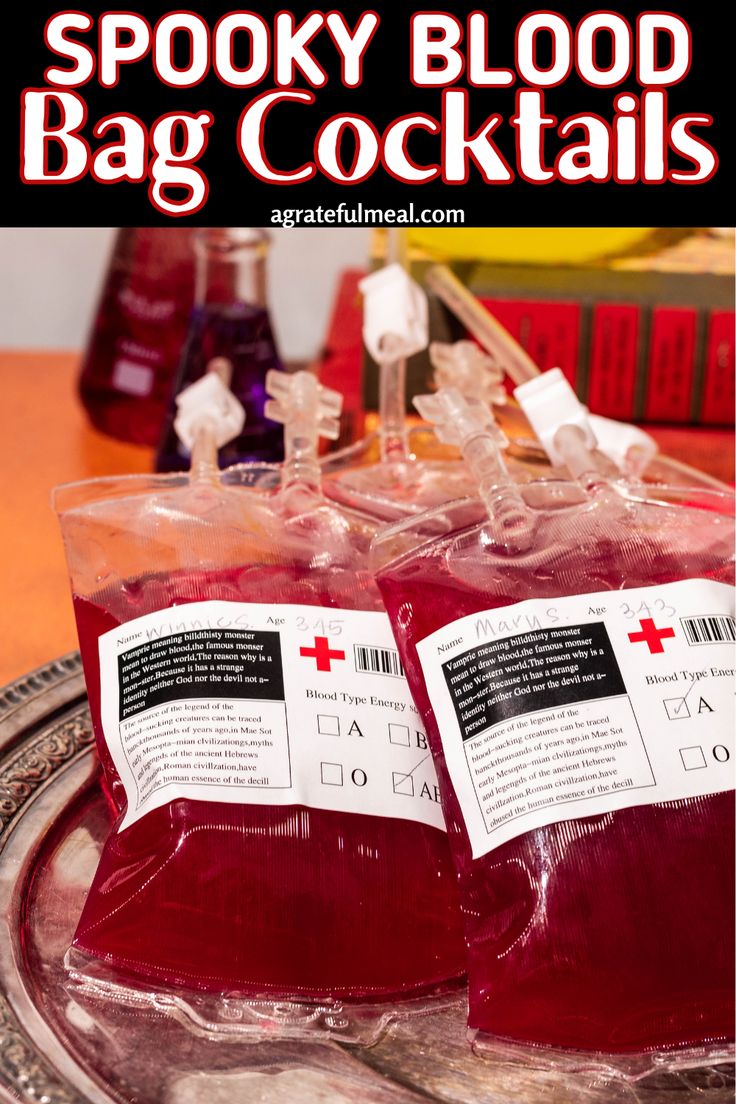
<box><xmin>664</xmin><ymin>697</ymin><xmax>690</xmax><ymax>720</ymax></box>
<box><xmin>318</xmin><ymin>714</ymin><xmax>340</xmax><ymax>736</ymax></box>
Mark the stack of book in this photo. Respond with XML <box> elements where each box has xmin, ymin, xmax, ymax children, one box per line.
<box><xmin>317</xmin><ymin>229</ymin><xmax>734</xmax><ymax>477</ymax></box>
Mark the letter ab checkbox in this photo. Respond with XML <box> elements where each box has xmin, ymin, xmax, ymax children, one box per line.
<box><xmin>392</xmin><ymin>771</ymin><xmax>414</xmax><ymax>797</ymax></box>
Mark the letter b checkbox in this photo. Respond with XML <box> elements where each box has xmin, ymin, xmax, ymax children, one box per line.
<box><xmin>389</xmin><ymin>723</ymin><xmax>410</xmax><ymax>746</ymax></box>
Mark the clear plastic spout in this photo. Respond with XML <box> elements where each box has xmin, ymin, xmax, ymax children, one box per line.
<box><xmin>377</xmin><ymin>334</ymin><xmax>411</xmax><ymax>463</ymax></box>
<box><xmin>174</xmin><ymin>357</ymin><xmax>245</xmax><ymax>480</ymax></box>
<box><xmin>426</xmin><ymin>265</ymin><xmax>658</xmax><ymax>477</ymax></box>
<box><xmin>359</xmin><ymin>264</ymin><xmax>429</xmax><ymax>465</ymax></box>
<box><xmin>414</xmin><ymin>388</ymin><xmax>530</xmax><ymax>544</ymax></box>
<box><xmin>552</xmin><ymin>424</ymin><xmax>607</xmax><ymax>492</ymax></box>
<box><xmin>265</xmin><ymin>369</ymin><xmax>342</xmax><ymax>492</ymax></box>
<box><xmin>429</xmin><ymin>340</ymin><xmax>507</xmax><ymax>407</ymax></box>
<box><xmin>515</xmin><ymin>369</ymin><xmax>607</xmax><ymax>493</ymax></box>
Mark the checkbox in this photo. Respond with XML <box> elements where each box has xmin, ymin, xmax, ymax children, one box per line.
<box><xmin>680</xmin><ymin>746</ymin><xmax>706</xmax><ymax>771</ymax></box>
<box><xmin>389</xmin><ymin>723</ymin><xmax>410</xmax><ymax>746</ymax></box>
<box><xmin>317</xmin><ymin>714</ymin><xmax>340</xmax><ymax>736</ymax></box>
<box><xmin>392</xmin><ymin>771</ymin><xmax>414</xmax><ymax>797</ymax></box>
<box><xmin>664</xmin><ymin>697</ymin><xmax>690</xmax><ymax>720</ymax></box>
<box><xmin>321</xmin><ymin>762</ymin><xmax>344</xmax><ymax>786</ymax></box>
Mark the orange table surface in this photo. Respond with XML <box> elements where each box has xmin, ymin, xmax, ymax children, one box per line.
<box><xmin>1</xmin><ymin>351</ymin><xmax>153</xmax><ymax>686</ymax></box>
<box><xmin>0</xmin><ymin>349</ymin><xmax>733</xmax><ymax>688</ymax></box>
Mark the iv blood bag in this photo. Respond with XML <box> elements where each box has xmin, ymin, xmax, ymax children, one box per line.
<box><xmin>55</xmin><ymin>471</ymin><xmax>465</xmax><ymax>1000</ymax></box>
<box><xmin>375</xmin><ymin>484</ymin><xmax>735</xmax><ymax>1053</ymax></box>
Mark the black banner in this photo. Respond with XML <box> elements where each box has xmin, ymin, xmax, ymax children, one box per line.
<box><xmin>118</xmin><ymin>629</ymin><xmax>285</xmax><ymax>720</ymax></box>
<box><xmin>442</xmin><ymin>623</ymin><xmax>627</xmax><ymax>741</ymax></box>
<box><xmin>5</xmin><ymin>0</ymin><xmax>732</xmax><ymax>225</ymax></box>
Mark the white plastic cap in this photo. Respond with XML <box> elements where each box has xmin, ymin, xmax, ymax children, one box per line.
<box><xmin>514</xmin><ymin>369</ymin><xmax>596</xmax><ymax>466</ymax></box>
<box><xmin>588</xmin><ymin>414</ymin><xmax>658</xmax><ymax>474</ymax></box>
<box><xmin>359</xmin><ymin>263</ymin><xmax>429</xmax><ymax>362</ymax></box>
<box><xmin>173</xmin><ymin>370</ymin><xmax>245</xmax><ymax>452</ymax></box>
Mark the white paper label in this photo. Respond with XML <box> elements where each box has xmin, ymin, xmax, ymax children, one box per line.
<box><xmin>98</xmin><ymin>601</ymin><xmax>444</xmax><ymax>833</ymax></box>
<box><xmin>111</xmin><ymin>359</ymin><xmax>154</xmax><ymax>397</ymax></box>
<box><xmin>416</xmin><ymin>579</ymin><xmax>735</xmax><ymax>858</ymax></box>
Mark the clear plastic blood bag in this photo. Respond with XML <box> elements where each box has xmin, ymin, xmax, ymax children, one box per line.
<box><xmin>55</xmin><ymin>369</ymin><xmax>464</xmax><ymax>1003</ymax></box>
<box><xmin>374</xmin><ymin>388</ymin><xmax>735</xmax><ymax>1055</ymax></box>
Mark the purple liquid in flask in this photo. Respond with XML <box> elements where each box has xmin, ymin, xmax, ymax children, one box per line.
<box><xmin>156</xmin><ymin>228</ymin><xmax>285</xmax><ymax>471</ymax></box>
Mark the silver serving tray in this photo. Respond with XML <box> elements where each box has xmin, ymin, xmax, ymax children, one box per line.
<box><xmin>1</xmin><ymin>655</ymin><xmax>733</xmax><ymax>1104</ymax></box>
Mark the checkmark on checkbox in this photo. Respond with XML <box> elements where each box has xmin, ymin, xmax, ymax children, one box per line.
<box><xmin>392</xmin><ymin>771</ymin><xmax>415</xmax><ymax>797</ymax></box>
<box><xmin>664</xmin><ymin>696</ymin><xmax>691</xmax><ymax>720</ymax></box>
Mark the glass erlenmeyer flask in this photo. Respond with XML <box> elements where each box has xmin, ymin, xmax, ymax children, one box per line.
<box><xmin>156</xmin><ymin>228</ymin><xmax>285</xmax><ymax>471</ymax></box>
<box><xmin>79</xmin><ymin>228</ymin><xmax>197</xmax><ymax>444</ymax></box>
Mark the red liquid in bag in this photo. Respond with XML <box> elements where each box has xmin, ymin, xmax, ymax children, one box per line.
<box><xmin>72</xmin><ymin>564</ymin><xmax>465</xmax><ymax>999</ymax></box>
<box><xmin>377</xmin><ymin>525</ymin><xmax>735</xmax><ymax>1051</ymax></box>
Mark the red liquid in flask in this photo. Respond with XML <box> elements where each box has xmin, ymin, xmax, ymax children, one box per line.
<box><xmin>72</xmin><ymin>564</ymin><xmax>465</xmax><ymax>998</ymax></box>
<box><xmin>377</xmin><ymin>520</ymin><xmax>735</xmax><ymax>1051</ymax></box>
<box><xmin>79</xmin><ymin>229</ymin><xmax>196</xmax><ymax>445</ymax></box>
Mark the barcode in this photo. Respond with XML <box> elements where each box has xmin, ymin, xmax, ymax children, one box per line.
<box><xmin>354</xmin><ymin>644</ymin><xmax>404</xmax><ymax>678</ymax></box>
<box><xmin>680</xmin><ymin>615</ymin><xmax>736</xmax><ymax>645</ymax></box>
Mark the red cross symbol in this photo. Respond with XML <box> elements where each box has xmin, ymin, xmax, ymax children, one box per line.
<box><xmin>627</xmin><ymin>618</ymin><xmax>676</xmax><ymax>653</ymax></box>
<box><xmin>299</xmin><ymin>636</ymin><xmax>346</xmax><ymax>672</ymax></box>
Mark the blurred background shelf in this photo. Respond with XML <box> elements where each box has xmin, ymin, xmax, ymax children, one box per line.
<box><xmin>1</xmin><ymin>349</ymin><xmax>732</xmax><ymax>687</ymax></box>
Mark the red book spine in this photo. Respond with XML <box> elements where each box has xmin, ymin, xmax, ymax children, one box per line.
<box><xmin>644</xmin><ymin>307</ymin><xmax>698</xmax><ymax>422</ymax></box>
<box><xmin>700</xmin><ymin>311</ymin><xmax>735</xmax><ymax>426</ymax></box>
<box><xmin>587</xmin><ymin>303</ymin><xmax>640</xmax><ymax>421</ymax></box>
<box><xmin>317</xmin><ymin>269</ymin><xmax>366</xmax><ymax>446</ymax></box>
<box><xmin>481</xmin><ymin>298</ymin><xmax>581</xmax><ymax>387</ymax></box>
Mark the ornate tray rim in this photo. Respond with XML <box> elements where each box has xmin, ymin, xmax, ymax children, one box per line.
<box><xmin>0</xmin><ymin>651</ymin><xmax>100</xmax><ymax>1104</ymax></box>
<box><xmin>1</xmin><ymin>654</ymin><xmax>734</xmax><ymax>1104</ymax></box>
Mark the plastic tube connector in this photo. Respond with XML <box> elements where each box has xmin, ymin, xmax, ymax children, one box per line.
<box><xmin>514</xmin><ymin>369</ymin><xmax>597</xmax><ymax>466</ymax></box>
<box><xmin>415</xmin><ymin>388</ymin><xmax>529</xmax><ymax>545</ymax></box>
<box><xmin>429</xmin><ymin>340</ymin><xmax>506</xmax><ymax>406</ymax></box>
<box><xmin>359</xmin><ymin>263</ymin><xmax>429</xmax><ymax>363</ymax></box>
<box><xmin>265</xmin><ymin>369</ymin><xmax>342</xmax><ymax>440</ymax></box>
<box><xmin>173</xmin><ymin>366</ymin><xmax>246</xmax><ymax>451</ymax></box>
<box><xmin>588</xmin><ymin>415</ymin><xmax>658</xmax><ymax>475</ymax></box>
<box><xmin>414</xmin><ymin>389</ymin><xmax>508</xmax><ymax>450</ymax></box>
